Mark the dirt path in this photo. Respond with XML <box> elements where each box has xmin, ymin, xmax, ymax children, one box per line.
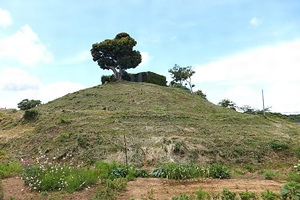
<box><xmin>119</xmin><ymin>178</ymin><xmax>283</xmax><ymax>200</ymax></box>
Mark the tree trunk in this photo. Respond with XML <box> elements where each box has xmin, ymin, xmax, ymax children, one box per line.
<box><xmin>118</xmin><ymin>66</ymin><xmax>123</xmax><ymax>81</ymax></box>
<box><xmin>107</xmin><ymin>66</ymin><xmax>119</xmax><ymax>80</ymax></box>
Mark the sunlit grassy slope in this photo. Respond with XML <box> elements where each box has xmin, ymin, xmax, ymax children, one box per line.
<box><xmin>1</xmin><ymin>81</ymin><xmax>300</xmax><ymax>167</ymax></box>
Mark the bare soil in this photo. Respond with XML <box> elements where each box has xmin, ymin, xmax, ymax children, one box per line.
<box><xmin>2</xmin><ymin>176</ymin><xmax>283</xmax><ymax>200</ymax></box>
<box><xmin>119</xmin><ymin>178</ymin><xmax>283</xmax><ymax>200</ymax></box>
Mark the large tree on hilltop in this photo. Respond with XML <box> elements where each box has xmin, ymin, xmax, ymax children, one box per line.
<box><xmin>91</xmin><ymin>32</ymin><xmax>142</xmax><ymax>81</ymax></box>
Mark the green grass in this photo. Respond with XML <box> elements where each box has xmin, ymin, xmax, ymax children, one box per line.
<box><xmin>1</xmin><ymin>82</ymin><xmax>300</xmax><ymax>168</ymax></box>
<box><xmin>0</xmin><ymin>162</ymin><xmax>22</xmax><ymax>179</ymax></box>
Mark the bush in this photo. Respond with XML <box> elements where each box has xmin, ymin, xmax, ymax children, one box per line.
<box><xmin>209</xmin><ymin>163</ymin><xmax>231</xmax><ymax>179</ymax></box>
<box><xmin>281</xmin><ymin>182</ymin><xmax>300</xmax><ymax>200</ymax></box>
<box><xmin>23</xmin><ymin>110</ymin><xmax>38</xmax><ymax>121</ymax></box>
<box><xmin>102</xmin><ymin>71</ymin><xmax>167</xmax><ymax>86</ymax></box>
<box><xmin>261</xmin><ymin>190</ymin><xmax>280</xmax><ymax>200</ymax></box>
<box><xmin>239</xmin><ymin>190</ymin><xmax>257</xmax><ymax>200</ymax></box>
<box><xmin>221</xmin><ymin>189</ymin><xmax>236</xmax><ymax>200</ymax></box>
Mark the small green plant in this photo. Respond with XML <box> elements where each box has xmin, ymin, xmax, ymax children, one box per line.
<box><xmin>92</xmin><ymin>178</ymin><xmax>127</xmax><ymax>200</ymax></box>
<box><xmin>141</xmin><ymin>189</ymin><xmax>157</xmax><ymax>200</ymax></box>
<box><xmin>221</xmin><ymin>189</ymin><xmax>236</xmax><ymax>200</ymax></box>
<box><xmin>268</xmin><ymin>141</ymin><xmax>289</xmax><ymax>151</ymax></box>
<box><xmin>135</xmin><ymin>169</ymin><xmax>149</xmax><ymax>178</ymax></box>
<box><xmin>239</xmin><ymin>190</ymin><xmax>257</xmax><ymax>200</ymax></box>
<box><xmin>172</xmin><ymin>193</ymin><xmax>196</xmax><ymax>200</ymax></box>
<box><xmin>263</xmin><ymin>170</ymin><xmax>276</xmax><ymax>180</ymax></box>
<box><xmin>195</xmin><ymin>187</ymin><xmax>210</xmax><ymax>200</ymax></box>
<box><xmin>261</xmin><ymin>190</ymin><xmax>280</xmax><ymax>200</ymax></box>
<box><xmin>281</xmin><ymin>181</ymin><xmax>300</xmax><ymax>200</ymax></box>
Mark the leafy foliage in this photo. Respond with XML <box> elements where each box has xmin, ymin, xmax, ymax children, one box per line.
<box><xmin>209</xmin><ymin>163</ymin><xmax>231</xmax><ymax>179</ymax></box>
<box><xmin>152</xmin><ymin>163</ymin><xmax>230</xmax><ymax>180</ymax></box>
<box><xmin>218</xmin><ymin>99</ymin><xmax>237</xmax><ymax>111</ymax></box>
<box><xmin>261</xmin><ymin>190</ymin><xmax>280</xmax><ymax>200</ymax></box>
<box><xmin>17</xmin><ymin>99</ymin><xmax>41</xmax><ymax>110</ymax></box>
<box><xmin>221</xmin><ymin>189</ymin><xmax>236</xmax><ymax>200</ymax></box>
<box><xmin>281</xmin><ymin>182</ymin><xmax>300</xmax><ymax>200</ymax></box>
<box><xmin>91</xmin><ymin>32</ymin><xmax>142</xmax><ymax>80</ymax></box>
<box><xmin>194</xmin><ymin>90</ymin><xmax>207</xmax><ymax>100</ymax></box>
<box><xmin>239</xmin><ymin>190</ymin><xmax>257</xmax><ymax>200</ymax></box>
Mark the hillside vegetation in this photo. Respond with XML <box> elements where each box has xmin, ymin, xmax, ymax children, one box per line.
<box><xmin>1</xmin><ymin>81</ymin><xmax>299</xmax><ymax>167</ymax></box>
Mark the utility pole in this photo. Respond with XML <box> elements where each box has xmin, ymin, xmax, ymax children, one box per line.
<box><xmin>262</xmin><ymin>89</ymin><xmax>266</xmax><ymax>117</ymax></box>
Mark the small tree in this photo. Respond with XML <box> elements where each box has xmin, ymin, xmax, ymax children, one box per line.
<box><xmin>17</xmin><ymin>99</ymin><xmax>41</xmax><ymax>110</ymax></box>
<box><xmin>218</xmin><ymin>99</ymin><xmax>236</xmax><ymax>110</ymax></box>
<box><xmin>168</xmin><ymin>64</ymin><xmax>195</xmax><ymax>92</ymax></box>
<box><xmin>194</xmin><ymin>90</ymin><xmax>207</xmax><ymax>100</ymax></box>
<box><xmin>91</xmin><ymin>32</ymin><xmax>142</xmax><ymax>81</ymax></box>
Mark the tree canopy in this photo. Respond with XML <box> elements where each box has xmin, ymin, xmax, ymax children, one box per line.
<box><xmin>168</xmin><ymin>64</ymin><xmax>195</xmax><ymax>92</ymax></box>
<box><xmin>17</xmin><ymin>99</ymin><xmax>41</xmax><ymax>110</ymax></box>
<box><xmin>91</xmin><ymin>32</ymin><xmax>142</xmax><ymax>81</ymax></box>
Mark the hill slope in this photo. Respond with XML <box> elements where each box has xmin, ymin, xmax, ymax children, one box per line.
<box><xmin>1</xmin><ymin>81</ymin><xmax>300</xmax><ymax>167</ymax></box>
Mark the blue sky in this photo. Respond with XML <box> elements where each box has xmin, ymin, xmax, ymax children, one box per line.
<box><xmin>1</xmin><ymin>0</ymin><xmax>300</xmax><ymax>113</ymax></box>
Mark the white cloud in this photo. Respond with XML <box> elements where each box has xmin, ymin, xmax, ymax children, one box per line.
<box><xmin>0</xmin><ymin>8</ymin><xmax>12</xmax><ymax>28</ymax></box>
<box><xmin>140</xmin><ymin>51</ymin><xmax>152</xmax><ymax>67</ymax></box>
<box><xmin>250</xmin><ymin>17</ymin><xmax>261</xmax><ymax>27</ymax></box>
<box><xmin>0</xmin><ymin>68</ymin><xmax>40</xmax><ymax>91</ymax></box>
<box><xmin>60</xmin><ymin>50</ymin><xmax>90</xmax><ymax>65</ymax></box>
<box><xmin>194</xmin><ymin>39</ymin><xmax>300</xmax><ymax>113</ymax></box>
<box><xmin>0</xmin><ymin>25</ymin><xmax>53</xmax><ymax>67</ymax></box>
<box><xmin>0</xmin><ymin>68</ymin><xmax>85</xmax><ymax>109</ymax></box>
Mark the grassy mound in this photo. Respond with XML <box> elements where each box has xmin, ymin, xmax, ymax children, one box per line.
<box><xmin>1</xmin><ymin>81</ymin><xmax>300</xmax><ymax>167</ymax></box>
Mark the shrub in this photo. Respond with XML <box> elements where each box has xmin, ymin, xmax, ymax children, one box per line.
<box><xmin>261</xmin><ymin>190</ymin><xmax>280</xmax><ymax>200</ymax></box>
<box><xmin>23</xmin><ymin>110</ymin><xmax>38</xmax><ymax>121</ymax></box>
<box><xmin>134</xmin><ymin>169</ymin><xmax>149</xmax><ymax>178</ymax></box>
<box><xmin>194</xmin><ymin>90</ymin><xmax>207</xmax><ymax>100</ymax></box>
<box><xmin>281</xmin><ymin>182</ymin><xmax>300</xmax><ymax>200</ymax></box>
<box><xmin>221</xmin><ymin>189</ymin><xmax>236</xmax><ymax>200</ymax></box>
<box><xmin>239</xmin><ymin>190</ymin><xmax>257</xmax><ymax>200</ymax></box>
<box><xmin>209</xmin><ymin>163</ymin><xmax>231</xmax><ymax>179</ymax></box>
